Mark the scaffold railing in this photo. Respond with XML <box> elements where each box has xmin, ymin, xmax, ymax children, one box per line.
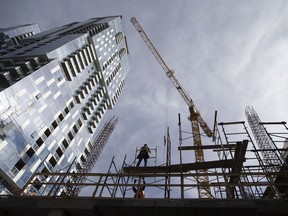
<box><xmin>14</xmin><ymin>111</ymin><xmax>288</xmax><ymax>200</ymax></box>
<box><xmin>18</xmin><ymin>168</ymin><xmax>288</xmax><ymax>199</ymax></box>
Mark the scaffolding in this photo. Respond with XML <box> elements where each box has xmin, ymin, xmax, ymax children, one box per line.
<box><xmin>17</xmin><ymin>109</ymin><xmax>288</xmax><ymax>200</ymax></box>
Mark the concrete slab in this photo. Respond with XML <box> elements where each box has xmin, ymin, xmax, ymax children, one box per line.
<box><xmin>0</xmin><ymin>196</ymin><xmax>288</xmax><ymax>216</ymax></box>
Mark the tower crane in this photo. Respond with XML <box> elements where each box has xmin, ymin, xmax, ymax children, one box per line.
<box><xmin>130</xmin><ymin>17</ymin><xmax>213</xmax><ymax>198</ymax></box>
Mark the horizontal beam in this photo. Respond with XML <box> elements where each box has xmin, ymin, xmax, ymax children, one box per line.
<box><xmin>123</xmin><ymin>159</ymin><xmax>235</xmax><ymax>174</ymax></box>
<box><xmin>178</xmin><ymin>144</ymin><xmax>237</xmax><ymax>151</ymax></box>
<box><xmin>260</xmin><ymin>121</ymin><xmax>287</xmax><ymax>125</ymax></box>
<box><xmin>218</xmin><ymin>121</ymin><xmax>245</xmax><ymax>125</ymax></box>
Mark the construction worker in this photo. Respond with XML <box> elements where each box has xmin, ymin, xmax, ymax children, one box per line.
<box><xmin>136</xmin><ymin>144</ymin><xmax>151</xmax><ymax>167</ymax></box>
<box><xmin>132</xmin><ymin>179</ymin><xmax>145</xmax><ymax>198</ymax></box>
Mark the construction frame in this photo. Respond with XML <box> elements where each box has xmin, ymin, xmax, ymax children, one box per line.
<box><xmin>14</xmin><ymin>107</ymin><xmax>288</xmax><ymax>200</ymax></box>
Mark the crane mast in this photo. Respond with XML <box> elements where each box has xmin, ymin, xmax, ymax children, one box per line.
<box><xmin>130</xmin><ymin>17</ymin><xmax>213</xmax><ymax>198</ymax></box>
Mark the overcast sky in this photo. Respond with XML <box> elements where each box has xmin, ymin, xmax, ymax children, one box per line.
<box><xmin>1</xmin><ymin>0</ymin><xmax>288</xmax><ymax>177</ymax></box>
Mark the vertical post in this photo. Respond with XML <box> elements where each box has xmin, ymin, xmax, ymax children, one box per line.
<box><xmin>178</xmin><ymin>113</ymin><xmax>184</xmax><ymax>199</ymax></box>
<box><xmin>164</xmin><ymin>127</ymin><xmax>171</xmax><ymax>198</ymax></box>
<box><xmin>99</xmin><ymin>156</ymin><xmax>115</xmax><ymax>197</ymax></box>
<box><xmin>92</xmin><ymin>175</ymin><xmax>103</xmax><ymax>197</ymax></box>
<box><xmin>212</xmin><ymin>111</ymin><xmax>217</xmax><ymax>142</ymax></box>
<box><xmin>113</xmin><ymin>155</ymin><xmax>128</xmax><ymax>197</ymax></box>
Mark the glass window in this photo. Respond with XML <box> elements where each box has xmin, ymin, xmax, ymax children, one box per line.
<box><xmin>68</xmin><ymin>132</ymin><xmax>73</xmax><ymax>141</ymax></box>
<box><xmin>36</xmin><ymin>137</ymin><xmax>44</xmax><ymax>147</ymax></box>
<box><xmin>73</xmin><ymin>125</ymin><xmax>78</xmax><ymax>133</ymax></box>
<box><xmin>64</xmin><ymin>107</ymin><xmax>69</xmax><ymax>114</ymax></box>
<box><xmin>26</xmin><ymin>147</ymin><xmax>35</xmax><ymax>158</ymax></box>
<box><xmin>15</xmin><ymin>159</ymin><xmax>25</xmax><ymax>170</ymax></box>
<box><xmin>62</xmin><ymin>139</ymin><xmax>69</xmax><ymax>148</ymax></box>
<box><xmin>49</xmin><ymin>156</ymin><xmax>57</xmax><ymax>167</ymax></box>
<box><xmin>52</xmin><ymin>120</ymin><xmax>58</xmax><ymax>129</ymax></box>
<box><xmin>70</xmin><ymin>101</ymin><xmax>74</xmax><ymax>109</ymax></box>
<box><xmin>77</xmin><ymin>119</ymin><xmax>82</xmax><ymax>127</ymax></box>
<box><xmin>56</xmin><ymin>147</ymin><xmax>63</xmax><ymax>157</ymax></box>
<box><xmin>58</xmin><ymin>113</ymin><xmax>64</xmax><ymax>121</ymax></box>
<box><xmin>44</xmin><ymin>128</ymin><xmax>51</xmax><ymax>137</ymax></box>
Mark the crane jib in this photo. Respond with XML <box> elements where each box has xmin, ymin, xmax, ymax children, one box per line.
<box><xmin>130</xmin><ymin>17</ymin><xmax>212</xmax><ymax>138</ymax></box>
<box><xmin>131</xmin><ymin>16</ymin><xmax>214</xmax><ymax>199</ymax></box>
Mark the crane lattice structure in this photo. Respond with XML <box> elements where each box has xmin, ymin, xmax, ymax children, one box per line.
<box><xmin>78</xmin><ymin>116</ymin><xmax>119</xmax><ymax>174</ymax></box>
<box><xmin>71</xmin><ymin>116</ymin><xmax>119</xmax><ymax>196</ymax></box>
<box><xmin>130</xmin><ymin>17</ymin><xmax>213</xmax><ymax>198</ymax></box>
<box><xmin>245</xmin><ymin>106</ymin><xmax>284</xmax><ymax>172</ymax></box>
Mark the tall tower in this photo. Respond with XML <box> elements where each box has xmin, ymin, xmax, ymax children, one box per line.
<box><xmin>0</xmin><ymin>16</ymin><xmax>130</xmax><ymax>195</ymax></box>
<box><xmin>245</xmin><ymin>106</ymin><xmax>282</xmax><ymax>171</ymax></box>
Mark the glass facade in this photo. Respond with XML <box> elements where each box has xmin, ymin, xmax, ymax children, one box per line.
<box><xmin>0</xmin><ymin>24</ymin><xmax>41</xmax><ymax>56</ymax></box>
<box><xmin>0</xmin><ymin>16</ymin><xmax>130</xmax><ymax>195</ymax></box>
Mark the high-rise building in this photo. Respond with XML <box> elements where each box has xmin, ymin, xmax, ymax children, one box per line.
<box><xmin>0</xmin><ymin>23</ymin><xmax>41</xmax><ymax>55</ymax></box>
<box><xmin>0</xmin><ymin>16</ymin><xmax>130</xmax><ymax>195</ymax></box>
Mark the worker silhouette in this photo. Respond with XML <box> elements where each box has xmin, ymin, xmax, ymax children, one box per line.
<box><xmin>132</xmin><ymin>179</ymin><xmax>145</xmax><ymax>198</ymax></box>
<box><xmin>136</xmin><ymin>144</ymin><xmax>151</xmax><ymax>167</ymax></box>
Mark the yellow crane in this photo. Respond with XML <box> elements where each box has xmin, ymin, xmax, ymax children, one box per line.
<box><xmin>130</xmin><ymin>17</ymin><xmax>213</xmax><ymax>198</ymax></box>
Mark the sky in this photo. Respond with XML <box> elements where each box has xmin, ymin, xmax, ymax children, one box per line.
<box><xmin>1</xmin><ymin>0</ymin><xmax>288</xmax><ymax>189</ymax></box>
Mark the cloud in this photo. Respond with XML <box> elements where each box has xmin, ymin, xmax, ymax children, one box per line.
<box><xmin>2</xmin><ymin>0</ymin><xmax>288</xmax><ymax>197</ymax></box>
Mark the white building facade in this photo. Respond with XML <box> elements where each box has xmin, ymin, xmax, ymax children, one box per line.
<box><xmin>0</xmin><ymin>16</ymin><xmax>130</xmax><ymax>194</ymax></box>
